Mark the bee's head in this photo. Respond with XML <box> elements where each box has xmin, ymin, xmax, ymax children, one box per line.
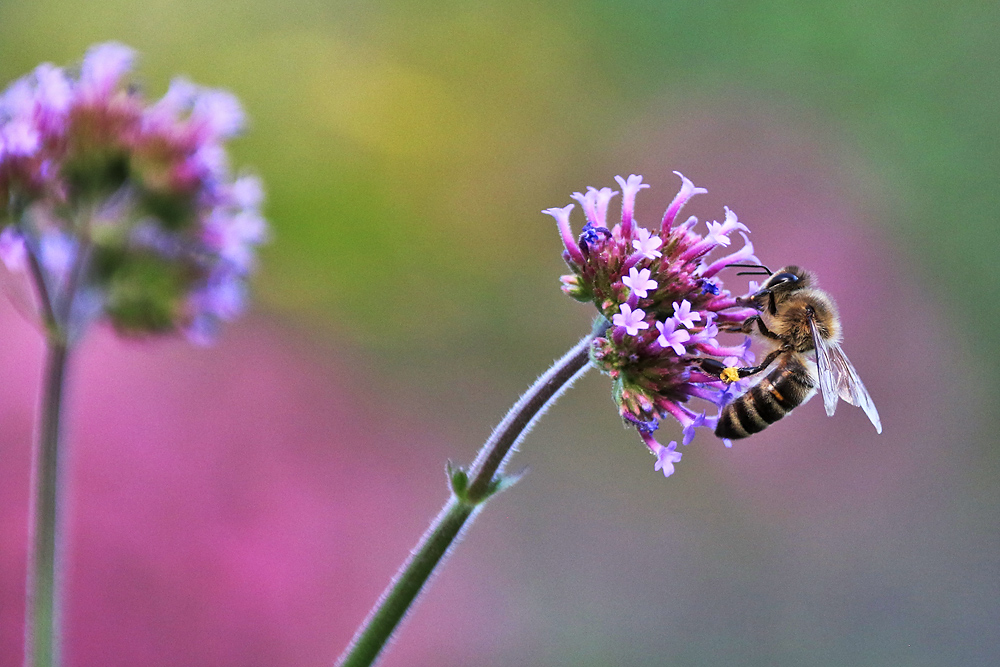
<box><xmin>758</xmin><ymin>265</ymin><xmax>811</xmax><ymax>296</ymax></box>
<box><xmin>748</xmin><ymin>265</ymin><xmax>813</xmax><ymax>313</ymax></box>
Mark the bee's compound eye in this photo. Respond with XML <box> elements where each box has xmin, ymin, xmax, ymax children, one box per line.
<box><xmin>770</xmin><ymin>272</ymin><xmax>799</xmax><ymax>286</ymax></box>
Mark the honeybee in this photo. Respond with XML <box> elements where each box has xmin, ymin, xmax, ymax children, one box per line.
<box><xmin>702</xmin><ymin>265</ymin><xmax>882</xmax><ymax>439</ymax></box>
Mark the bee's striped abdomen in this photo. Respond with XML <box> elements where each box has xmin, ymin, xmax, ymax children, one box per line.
<box><xmin>715</xmin><ymin>359</ymin><xmax>815</xmax><ymax>440</ymax></box>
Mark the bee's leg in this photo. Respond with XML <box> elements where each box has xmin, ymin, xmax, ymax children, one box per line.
<box><xmin>731</xmin><ymin>347</ymin><xmax>785</xmax><ymax>378</ymax></box>
<box><xmin>745</xmin><ymin>316</ymin><xmax>781</xmax><ymax>340</ymax></box>
<box><xmin>699</xmin><ymin>347</ymin><xmax>786</xmax><ymax>382</ymax></box>
<box><xmin>697</xmin><ymin>358</ymin><xmax>730</xmax><ymax>378</ymax></box>
<box><xmin>740</xmin><ymin>288</ymin><xmax>777</xmax><ymax>315</ymax></box>
<box><xmin>718</xmin><ymin>315</ymin><xmax>781</xmax><ymax>340</ymax></box>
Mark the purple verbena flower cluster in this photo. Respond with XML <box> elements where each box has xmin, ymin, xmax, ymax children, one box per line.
<box><xmin>0</xmin><ymin>43</ymin><xmax>266</xmax><ymax>343</ymax></box>
<box><xmin>544</xmin><ymin>172</ymin><xmax>761</xmax><ymax>477</ymax></box>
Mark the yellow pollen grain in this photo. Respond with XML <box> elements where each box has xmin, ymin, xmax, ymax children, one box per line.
<box><xmin>720</xmin><ymin>367</ymin><xmax>740</xmax><ymax>384</ymax></box>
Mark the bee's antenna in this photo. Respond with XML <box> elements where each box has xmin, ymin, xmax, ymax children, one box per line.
<box><xmin>728</xmin><ymin>263</ymin><xmax>773</xmax><ymax>277</ymax></box>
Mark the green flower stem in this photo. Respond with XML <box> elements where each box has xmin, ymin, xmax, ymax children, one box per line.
<box><xmin>335</xmin><ymin>319</ymin><xmax>608</xmax><ymax>667</ymax></box>
<box><xmin>23</xmin><ymin>217</ymin><xmax>73</xmax><ymax>667</ymax></box>
<box><xmin>335</xmin><ymin>498</ymin><xmax>476</xmax><ymax>667</ymax></box>
<box><xmin>25</xmin><ymin>335</ymin><xmax>70</xmax><ymax>667</ymax></box>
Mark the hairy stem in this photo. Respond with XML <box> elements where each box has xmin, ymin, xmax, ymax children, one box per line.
<box><xmin>464</xmin><ymin>321</ymin><xmax>606</xmax><ymax>500</ymax></box>
<box><xmin>335</xmin><ymin>320</ymin><xmax>607</xmax><ymax>667</ymax></box>
<box><xmin>335</xmin><ymin>498</ymin><xmax>477</xmax><ymax>667</ymax></box>
<box><xmin>25</xmin><ymin>337</ymin><xmax>70</xmax><ymax>667</ymax></box>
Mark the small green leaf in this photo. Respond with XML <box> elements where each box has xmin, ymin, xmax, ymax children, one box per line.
<box><xmin>445</xmin><ymin>460</ymin><xmax>469</xmax><ymax>501</ymax></box>
<box><xmin>489</xmin><ymin>468</ymin><xmax>527</xmax><ymax>496</ymax></box>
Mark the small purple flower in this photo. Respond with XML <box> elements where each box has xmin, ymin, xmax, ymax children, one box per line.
<box><xmin>655</xmin><ymin>319</ymin><xmax>690</xmax><ymax>355</ymax></box>
<box><xmin>0</xmin><ymin>78</ymin><xmax>34</xmax><ymax>118</ymax></box>
<box><xmin>614</xmin><ymin>174</ymin><xmax>649</xmax><ymax>237</ymax></box>
<box><xmin>204</xmin><ymin>209</ymin><xmax>269</xmax><ymax>271</ymax></box>
<box><xmin>704</xmin><ymin>208</ymin><xmax>750</xmax><ymax>248</ymax></box>
<box><xmin>571</xmin><ymin>186</ymin><xmax>618</xmax><ymax>227</ymax></box>
<box><xmin>696</xmin><ymin>337</ymin><xmax>755</xmax><ymax>364</ymax></box>
<box><xmin>79</xmin><ymin>42</ymin><xmax>135</xmax><ymax>96</ymax></box>
<box><xmin>660</xmin><ymin>171</ymin><xmax>707</xmax><ymax>231</ymax></box>
<box><xmin>191</xmin><ymin>273</ymin><xmax>247</xmax><ymax>320</ymax></box>
<box><xmin>672</xmin><ymin>299</ymin><xmax>701</xmax><ymax>329</ymax></box>
<box><xmin>612</xmin><ymin>303</ymin><xmax>649</xmax><ymax>336</ymax></box>
<box><xmin>720</xmin><ymin>207</ymin><xmax>749</xmax><ymax>234</ymax></box>
<box><xmin>33</xmin><ymin>64</ymin><xmax>72</xmax><ymax>116</ymax></box>
<box><xmin>622</xmin><ymin>267</ymin><xmax>657</xmax><ymax>298</ymax></box>
<box><xmin>632</xmin><ymin>227</ymin><xmax>663</xmax><ymax>259</ymax></box>
<box><xmin>191</xmin><ymin>89</ymin><xmax>245</xmax><ymax>140</ymax></box>
<box><xmin>652</xmin><ymin>440</ymin><xmax>682</xmax><ymax>478</ymax></box>
<box><xmin>543</xmin><ymin>204</ymin><xmax>586</xmax><ymax>269</ymax></box>
<box><xmin>690</xmin><ymin>321</ymin><xmax>720</xmax><ymax>346</ymax></box>
<box><xmin>1</xmin><ymin>119</ymin><xmax>41</xmax><ymax>157</ymax></box>
<box><xmin>681</xmin><ymin>412</ymin><xmax>707</xmax><ymax>446</ymax></box>
<box><xmin>231</xmin><ymin>175</ymin><xmax>265</xmax><ymax>209</ymax></box>
<box><xmin>703</xmin><ymin>220</ymin><xmax>731</xmax><ymax>247</ymax></box>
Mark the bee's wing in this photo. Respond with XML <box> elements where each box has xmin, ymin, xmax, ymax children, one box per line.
<box><xmin>808</xmin><ymin>316</ymin><xmax>841</xmax><ymax>417</ymax></box>
<box><xmin>808</xmin><ymin>316</ymin><xmax>882</xmax><ymax>434</ymax></box>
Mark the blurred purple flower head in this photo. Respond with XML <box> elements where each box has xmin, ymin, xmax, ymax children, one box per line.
<box><xmin>543</xmin><ymin>172</ymin><xmax>761</xmax><ymax>476</ymax></box>
<box><xmin>0</xmin><ymin>42</ymin><xmax>267</xmax><ymax>342</ymax></box>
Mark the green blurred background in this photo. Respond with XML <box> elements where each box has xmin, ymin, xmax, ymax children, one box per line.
<box><xmin>1</xmin><ymin>1</ymin><xmax>998</xmax><ymax>666</ymax></box>
<box><xmin>0</xmin><ymin>0</ymin><xmax>991</xmax><ymax>358</ymax></box>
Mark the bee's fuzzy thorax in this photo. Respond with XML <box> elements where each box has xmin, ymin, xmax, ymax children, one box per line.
<box><xmin>768</xmin><ymin>288</ymin><xmax>841</xmax><ymax>350</ymax></box>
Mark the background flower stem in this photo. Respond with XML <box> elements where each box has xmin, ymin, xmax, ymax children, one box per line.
<box><xmin>25</xmin><ymin>335</ymin><xmax>70</xmax><ymax>667</ymax></box>
<box><xmin>335</xmin><ymin>318</ymin><xmax>608</xmax><ymax>667</ymax></box>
